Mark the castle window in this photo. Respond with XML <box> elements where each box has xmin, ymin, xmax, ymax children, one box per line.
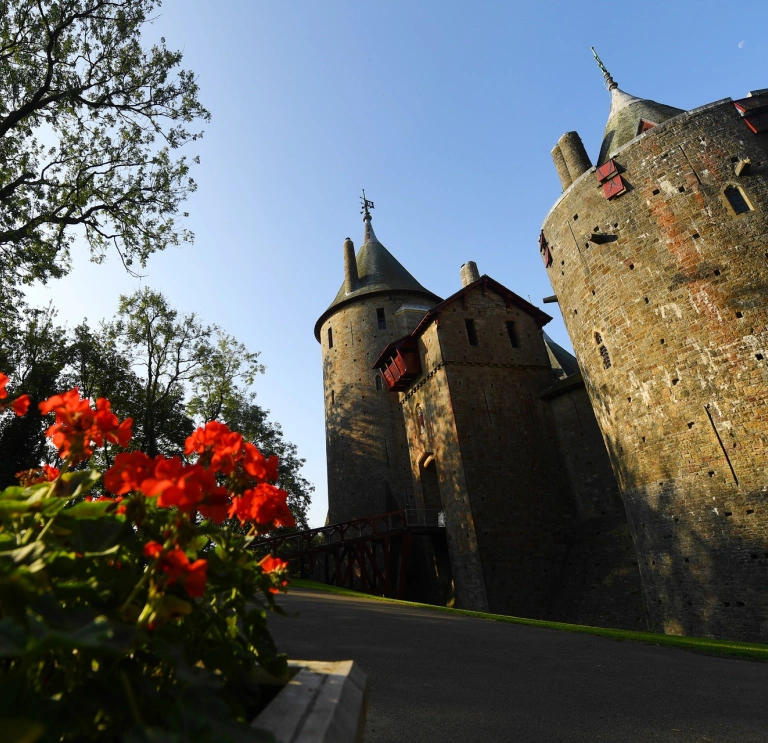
<box><xmin>375</xmin><ymin>375</ymin><xmax>382</xmax><ymax>390</ymax></box>
<box><xmin>331</xmin><ymin>389</ymin><xmax>335</xmax><ymax>405</ymax></box>
<box><xmin>724</xmin><ymin>185</ymin><xmax>753</xmax><ymax>215</ymax></box>
<box><xmin>376</xmin><ymin>308</ymin><xmax>387</xmax><ymax>330</ymax></box>
<box><xmin>417</xmin><ymin>405</ymin><xmax>427</xmax><ymax>435</ymax></box>
<box><xmin>599</xmin><ymin>345</ymin><xmax>612</xmax><ymax>370</ymax></box>
<box><xmin>465</xmin><ymin>319</ymin><xmax>479</xmax><ymax>346</ymax></box>
<box><xmin>327</xmin><ymin>327</ymin><xmax>333</xmax><ymax>348</ymax></box>
<box><xmin>506</xmin><ymin>321</ymin><xmax>519</xmax><ymax>348</ymax></box>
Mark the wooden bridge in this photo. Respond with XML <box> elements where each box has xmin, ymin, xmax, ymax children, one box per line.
<box><xmin>252</xmin><ymin>509</ymin><xmax>444</xmax><ymax>599</ymax></box>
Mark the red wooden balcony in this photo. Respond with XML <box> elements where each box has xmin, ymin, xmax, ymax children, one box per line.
<box><xmin>373</xmin><ymin>338</ymin><xmax>422</xmax><ymax>392</ymax></box>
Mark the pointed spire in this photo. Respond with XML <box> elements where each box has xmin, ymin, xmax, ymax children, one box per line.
<box><xmin>591</xmin><ymin>48</ymin><xmax>685</xmax><ymax>165</ymax></box>
<box><xmin>360</xmin><ymin>189</ymin><xmax>377</xmax><ymax>243</ymax></box>
<box><xmin>591</xmin><ymin>47</ymin><xmax>618</xmax><ymax>91</ymax></box>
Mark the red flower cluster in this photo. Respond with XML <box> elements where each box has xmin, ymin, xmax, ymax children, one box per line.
<box><xmin>39</xmin><ymin>389</ymin><xmax>132</xmax><ymax>462</ymax></box>
<box><xmin>143</xmin><ymin>541</ymin><xmax>208</xmax><ymax>598</ymax></box>
<box><xmin>258</xmin><ymin>554</ymin><xmax>290</xmax><ymax>593</ymax></box>
<box><xmin>104</xmin><ymin>421</ymin><xmax>295</xmax><ymax>530</ymax></box>
<box><xmin>229</xmin><ymin>483</ymin><xmax>295</xmax><ymax>528</ymax></box>
<box><xmin>15</xmin><ymin>465</ymin><xmax>60</xmax><ymax>487</ymax></box>
<box><xmin>0</xmin><ymin>372</ymin><xmax>30</xmax><ymax>417</ymax></box>
<box><xmin>106</xmin><ymin>451</ymin><xmax>230</xmax><ymax>522</ymax></box>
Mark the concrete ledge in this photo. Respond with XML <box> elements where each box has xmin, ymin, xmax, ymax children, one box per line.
<box><xmin>251</xmin><ymin>660</ymin><xmax>369</xmax><ymax>743</ymax></box>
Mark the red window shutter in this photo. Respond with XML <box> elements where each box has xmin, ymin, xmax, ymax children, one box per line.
<box><xmin>603</xmin><ymin>174</ymin><xmax>627</xmax><ymax>200</ymax></box>
<box><xmin>595</xmin><ymin>159</ymin><xmax>618</xmax><ymax>183</ymax></box>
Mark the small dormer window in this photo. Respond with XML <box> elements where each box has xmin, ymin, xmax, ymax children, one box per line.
<box><xmin>724</xmin><ymin>185</ymin><xmax>753</xmax><ymax>215</ymax></box>
<box><xmin>637</xmin><ymin>119</ymin><xmax>657</xmax><ymax>135</ymax></box>
<box><xmin>376</xmin><ymin>308</ymin><xmax>386</xmax><ymax>330</ymax></box>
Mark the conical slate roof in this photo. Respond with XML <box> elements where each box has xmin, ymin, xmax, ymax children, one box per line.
<box><xmin>543</xmin><ymin>332</ymin><xmax>580</xmax><ymax>379</ymax></box>
<box><xmin>326</xmin><ymin>217</ymin><xmax>436</xmax><ymax>309</ymax></box>
<box><xmin>314</xmin><ymin>214</ymin><xmax>441</xmax><ymax>341</ymax></box>
<box><xmin>597</xmin><ymin>88</ymin><xmax>684</xmax><ymax>164</ymax></box>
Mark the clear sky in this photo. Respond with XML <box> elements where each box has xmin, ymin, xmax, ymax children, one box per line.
<box><xmin>26</xmin><ymin>0</ymin><xmax>768</xmax><ymax>527</ymax></box>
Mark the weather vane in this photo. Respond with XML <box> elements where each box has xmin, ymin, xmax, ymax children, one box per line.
<box><xmin>360</xmin><ymin>189</ymin><xmax>374</xmax><ymax>218</ymax></box>
<box><xmin>591</xmin><ymin>47</ymin><xmax>617</xmax><ymax>91</ymax></box>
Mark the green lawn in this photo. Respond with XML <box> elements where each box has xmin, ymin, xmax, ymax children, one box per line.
<box><xmin>289</xmin><ymin>579</ymin><xmax>768</xmax><ymax>662</ymax></box>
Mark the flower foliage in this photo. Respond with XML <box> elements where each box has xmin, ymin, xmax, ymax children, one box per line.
<box><xmin>0</xmin><ymin>381</ymin><xmax>295</xmax><ymax>742</ymax></box>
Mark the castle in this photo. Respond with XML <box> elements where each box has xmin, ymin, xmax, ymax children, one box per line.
<box><xmin>315</xmin><ymin>60</ymin><xmax>768</xmax><ymax>642</ymax></box>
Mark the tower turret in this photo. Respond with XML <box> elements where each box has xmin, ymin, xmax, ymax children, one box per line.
<box><xmin>315</xmin><ymin>195</ymin><xmax>441</xmax><ymax>523</ymax></box>
<box><xmin>542</xmin><ymin>52</ymin><xmax>768</xmax><ymax>641</ymax></box>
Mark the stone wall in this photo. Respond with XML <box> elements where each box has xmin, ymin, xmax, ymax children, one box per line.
<box><xmin>321</xmin><ymin>293</ymin><xmax>432</xmax><ymax>523</ymax></box>
<box><xmin>543</xmin><ymin>380</ymin><xmax>647</xmax><ymax>630</ymax></box>
<box><xmin>401</xmin><ymin>285</ymin><xmax>580</xmax><ymax>617</ymax></box>
<box><xmin>542</xmin><ymin>98</ymin><xmax>768</xmax><ymax>640</ymax></box>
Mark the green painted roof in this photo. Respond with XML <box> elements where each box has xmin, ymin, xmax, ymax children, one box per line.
<box><xmin>598</xmin><ymin>87</ymin><xmax>685</xmax><ymax>165</ymax></box>
<box><xmin>327</xmin><ymin>219</ymin><xmax>438</xmax><ymax>309</ymax></box>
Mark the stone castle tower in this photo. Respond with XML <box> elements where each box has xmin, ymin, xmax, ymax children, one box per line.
<box><xmin>542</xmin><ymin>54</ymin><xmax>768</xmax><ymax>640</ymax></box>
<box><xmin>314</xmin><ymin>202</ymin><xmax>441</xmax><ymax>524</ymax></box>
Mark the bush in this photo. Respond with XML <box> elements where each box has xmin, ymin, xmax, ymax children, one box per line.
<box><xmin>0</xmin><ymin>375</ymin><xmax>295</xmax><ymax>742</ymax></box>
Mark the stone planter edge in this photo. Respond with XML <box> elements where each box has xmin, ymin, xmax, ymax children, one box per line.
<box><xmin>250</xmin><ymin>660</ymin><xmax>369</xmax><ymax>743</ymax></box>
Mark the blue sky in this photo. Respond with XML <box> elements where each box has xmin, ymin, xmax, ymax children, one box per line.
<box><xmin>26</xmin><ymin>1</ymin><xmax>768</xmax><ymax>526</ymax></box>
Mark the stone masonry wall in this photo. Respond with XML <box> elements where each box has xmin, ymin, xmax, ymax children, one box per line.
<box><xmin>543</xmin><ymin>383</ymin><xmax>648</xmax><ymax>630</ymax></box>
<box><xmin>401</xmin><ymin>285</ymin><xmax>580</xmax><ymax>617</ymax></box>
<box><xmin>542</xmin><ymin>98</ymin><xmax>768</xmax><ymax>640</ymax></box>
<box><xmin>400</xmin><ymin>321</ymin><xmax>490</xmax><ymax>612</ymax></box>
<box><xmin>321</xmin><ymin>293</ymin><xmax>432</xmax><ymax>523</ymax></box>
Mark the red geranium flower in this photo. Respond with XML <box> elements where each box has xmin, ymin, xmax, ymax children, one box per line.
<box><xmin>39</xmin><ymin>388</ymin><xmax>132</xmax><ymax>462</ymax></box>
<box><xmin>10</xmin><ymin>394</ymin><xmax>29</xmax><ymax>416</ymax></box>
<box><xmin>105</xmin><ymin>451</ymin><xmax>154</xmax><ymax>495</ymax></box>
<box><xmin>242</xmin><ymin>442</ymin><xmax>279</xmax><ymax>483</ymax></box>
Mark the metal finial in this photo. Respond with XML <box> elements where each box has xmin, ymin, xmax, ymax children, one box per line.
<box><xmin>591</xmin><ymin>47</ymin><xmax>617</xmax><ymax>91</ymax></box>
<box><xmin>360</xmin><ymin>189</ymin><xmax>374</xmax><ymax>219</ymax></box>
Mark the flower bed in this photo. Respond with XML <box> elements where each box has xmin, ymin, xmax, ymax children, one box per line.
<box><xmin>0</xmin><ymin>374</ymin><xmax>300</xmax><ymax>742</ymax></box>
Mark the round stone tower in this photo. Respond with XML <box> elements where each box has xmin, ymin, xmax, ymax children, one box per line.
<box><xmin>315</xmin><ymin>203</ymin><xmax>441</xmax><ymax>524</ymax></box>
<box><xmin>541</xmin><ymin>58</ymin><xmax>768</xmax><ymax>641</ymax></box>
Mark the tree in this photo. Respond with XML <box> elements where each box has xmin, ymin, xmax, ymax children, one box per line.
<box><xmin>222</xmin><ymin>392</ymin><xmax>314</xmax><ymax>529</ymax></box>
<box><xmin>107</xmin><ymin>288</ymin><xmax>209</xmax><ymax>457</ymax></box>
<box><xmin>0</xmin><ymin>0</ymin><xmax>209</xmax><ymax>314</ymax></box>
<box><xmin>0</xmin><ymin>303</ymin><xmax>66</xmax><ymax>486</ymax></box>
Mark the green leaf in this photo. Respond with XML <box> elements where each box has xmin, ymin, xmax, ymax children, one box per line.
<box><xmin>0</xmin><ymin>500</ymin><xmax>34</xmax><ymax>516</ymax></box>
<box><xmin>0</xmin><ymin>487</ymin><xmax>26</xmax><ymax>500</ymax></box>
<box><xmin>65</xmin><ymin>499</ymin><xmax>117</xmax><ymax>519</ymax></box>
<box><xmin>0</xmin><ymin>618</ymin><xmax>27</xmax><ymax>658</ymax></box>
<box><xmin>56</xmin><ymin>470</ymin><xmax>102</xmax><ymax>499</ymax></box>
<box><xmin>0</xmin><ymin>542</ymin><xmax>46</xmax><ymax>565</ymax></box>
<box><xmin>0</xmin><ymin>718</ymin><xmax>45</xmax><ymax>743</ymax></box>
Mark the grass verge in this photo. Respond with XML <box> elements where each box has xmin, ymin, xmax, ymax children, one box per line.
<box><xmin>290</xmin><ymin>578</ymin><xmax>768</xmax><ymax>662</ymax></box>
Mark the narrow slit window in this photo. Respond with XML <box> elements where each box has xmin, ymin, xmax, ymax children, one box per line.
<box><xmin>327</xmin><ymin>327</ymin><xmax>333</xmax><ymax>348</ymax></box>
<box><xmin>375</xmin><ymin>375</ymin><xmax>382</xmax><ymax>390</ymax></box>
<box><xmin>506</xmin><ymin>321</ymin><xmax>519</xmax><ymax>348</ymax></box>
<box><xmin>465</xmin><ymin>319</ymin><xmax>479</xmax><ymax>346</ymax></box>
<box><xmin>724</xmin><ymin>185</ymin><xmax>753</xmax><ymax>215</ymax></box>
<box><xmin>376</xmin><ymin>308</ymin><xmax>387</xmax><ymax>330</ymax></box>
<box><xmin>330</xmin><ymin>389</ymin><xmax>335</xmax><ymax>405</ymax></box>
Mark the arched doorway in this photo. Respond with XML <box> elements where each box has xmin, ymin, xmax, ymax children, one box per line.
<box><xmin>420</xmin><ymin>454</ymin><xmax>442</xmax><ymax>514</ymax></box>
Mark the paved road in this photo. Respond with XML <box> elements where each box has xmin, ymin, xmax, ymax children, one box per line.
<box><xmin>268</xmin><ymin>589</ymin><xmax>768</xmax><ymax>743</ymax></box>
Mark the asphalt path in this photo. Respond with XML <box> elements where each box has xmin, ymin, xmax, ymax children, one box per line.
<box><xmin>268</xmin><ymin>588</ymin><xmax>768</xmax><ymax>743</ymax></box>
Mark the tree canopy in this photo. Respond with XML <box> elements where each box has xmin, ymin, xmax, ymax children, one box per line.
<box><xmin>0</xmin><ymin>0</ymin><xmax>209</xmax><ymax>313</ymax></box>
<box><xmin>0</xmin><ymin>291</ymin><xmax>314</xmax><ymax>527</ymax></box>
